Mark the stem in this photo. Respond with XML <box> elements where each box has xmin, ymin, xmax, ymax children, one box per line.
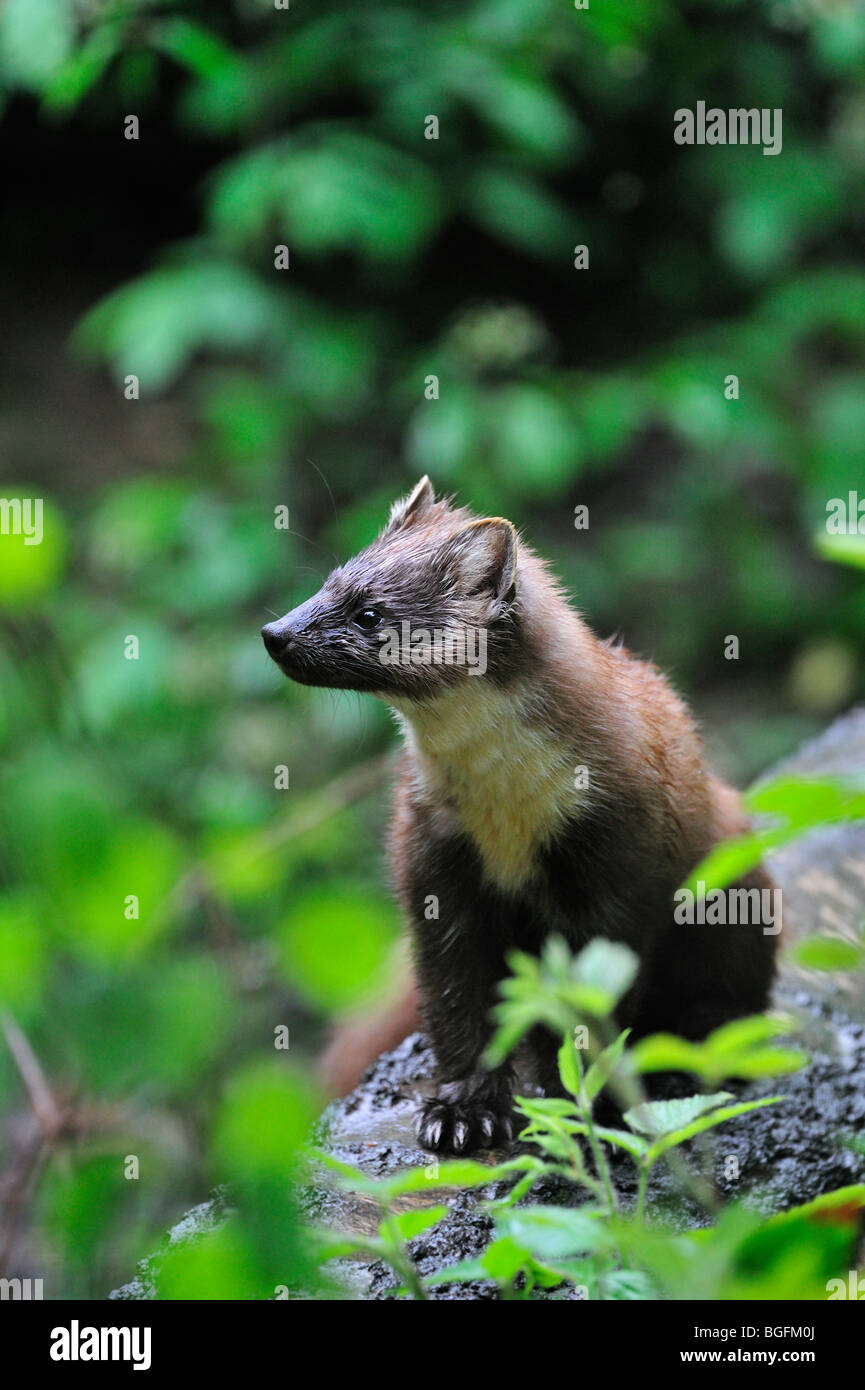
<box><xmin>380</xmin><ymin>1213</ymin><xmax>427</xmax><ymax>1300</ymax></box>
<box><xmin>593</xmin><ymin>1017</ymin><xmax>720</xmax><ymax>1218</ymax></box>
<box><xmin>575</xmin><ymin>1052</ymin><xmax>618</xmax><ymax>1215</ymax></box>
<box><xmin>661</xmin><ymin>1147</ymin><xmax>720</xmax><ymax>1217</ymax></box>
<box><xmin>582</xmin><ymin>1105</ymin><xmax>618</xmax><ymax>1215</ymax></box>
<box><xmin>636</xmin><ymin>1163</ymin><xmax>650</xmax><ymax>1224</ymax></box>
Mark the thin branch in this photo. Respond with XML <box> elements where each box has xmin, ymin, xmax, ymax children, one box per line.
<box><xmin>0</xmin><ymin>1010</ymin><xmax>62</xmax><ymax>1140</ymax></box>
<box><xmin>157</xmin><ymin>750</ymin><xmax>396</xmax><ymax>925</ymax></box>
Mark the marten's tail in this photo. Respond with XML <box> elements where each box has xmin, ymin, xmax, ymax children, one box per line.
<box><xmin>318</xmin><ymin>972</ymin><xmax>421</xmax><ymax>1097</ymax></box>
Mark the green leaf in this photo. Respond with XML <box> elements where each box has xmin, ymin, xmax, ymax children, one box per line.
<box><xmin>156</xmin><ymin>1224</ymin><xmax>261</xmax><ymax>1300</ymax></box>
<box><xmin>0</xmin><ymin>492</ymin><xmax>67</xmax><ymax>608</ymax></box>
<box><xmin>213</xmin><ymin>1060</ymin><xmax>320</xmax><ymax>1180</ymax></box>
<box><xmin>705</xmin><ymin>1014</ymin><xmax>793</xmax><ymax>1055</ymax></box>
<box><xmin>583</xmin><ymin>1029</ymin><xmax>631</xmax><ymax>1104</ymax></box>
<box><xmin>489</xmin><ymin>386</ymin><xmax>578</xmax><ymax>497</ymax></box>
<box><xmin>0</xmin><ymin>0</ymin><xmax>75</xmax><ymax>91</ymax></box>
<box><xmin>756</xmin><ymin>1183</ymin><xmax>865</xmax><ymax>1228</ymax></box>
<box><xmin>572</xmin><ymin>939</ymin><xmax>640</xmax><ymax>1012</ymax></box>
<box><xmin>683</xmin><ymin>775</ymin><xmax>865</xmax><ymax>896</ymax></box>
<box><xmin>628</xmin><ymin>1033</ymin><xmax>703</xmax><ymax>1074</ymax></box>
<box><xmin>516</xmin><ymin>1096</ymin><xmax>582</xmax><ymax>1120</ymax></box>
<box><xmin>681</xmin><ymin>834</ymin><xmax>771</xmax><ymax>894</ymax></box>
<box><xmin>630</xmin><ymin>1017</ymin><xmax>807</xmax><ymax>1085</ymax></box>
<box><xmin>591</xmin><ymin>1125</ymin><xmax>650</xmax><ymax>1159</ymax></box>
<box><xmin>792</xmin><ymin>936</ymin><xmax>865</xmax><ymax>972</ymax></box>
<box><xmin>494</xmin><ymin>1206</ymin><xmax>607</xmax><ymax>1260</ymax></box>
<box><xmin>57</xmin><ymin>818</ymin><xmax>184</xmax><ymax>962</ymax></box>
<box><xmin>0</xmin><ymin>895</ymin><xmax>45</xmax><ymax>1010</ymax></box>
<box><xmin>423</xmin><ymin>1257</ymin><xmax>490</xmax><ymax>1287</ymax></box>
<box><xmin>481</xmin><ymin>1235</ymin><xmax>530</xmax><ymax>1283</ymax></box>
<box><xmin>374</xmin><ymin>1158</ymin><xmax>508</xmax><ymax>1202</ymax></box>
<box><xmin>392</xmin><ymin>1205</ymin><xmax>448</xmax><ymax>1241</ymax></box>
<box><xmin>150</xmin><ymin>19</ymin><xmax>237</xmax><ymax>81</ymax></box>
<box><xmin>557</xmin><ymin>1033</ymin><xmax>583</xmax><ymax>1099</ymax></box>
<box><xmin>74</xmin><ymin>259</ymin><xmax>287</xmax><ymax>393</ymax></box>
<box><xmin>210</xmin><ymin>131</ymin><xmax>442</xmax><ymax>263</ymax></box>
<box><xmin>748</xmin><ymin>775</ymin><xmax>865</xmax><ymax>826</ymax></box>
<box><xmin>624</xmin><ymin>1092</ymin><xmax>734</xmax><ymax>1138</ymax></box>
<box><xmin>468</xmin><ymin>165</ymin><xmax>574</xmax><ymax>257</ymax></box>
<box><xmin>522</xmin><ymin>1114</ymin><xmax>648</xmax><ymax>1160</ymax></box>
<box><xmin>43</xmin><ymin>23</ymin><xmax>120</xmax><ymax>113</ymax></box>
<box><xmin>646</xmin><ymin>1096</ymin><xmax>783</xmax><ymax>1163</ymax></box>
<box><xmin>599</xmin><ymin>1267</ymin><xmax>657</xmax><ymax>1300</ymax></box>
<box><xmin>816</xmin><ymin>532</ymin><xmax>865</xmax><ymax>570</ymax></box>
<box><xmin>276</xmin><ymin>886</ymin><xmax>398</xmax><ymax>1012</ymax></box>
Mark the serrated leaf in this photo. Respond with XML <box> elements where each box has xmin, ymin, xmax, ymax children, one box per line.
<box><xmin>646</xmin><ymin>1096</ymin><xmax>783</xmax><ymax>1162</ymax></box>
<box><xmin>495</xmin><ymin>1205</ymin><xmax>606</xmax><ymax>1260</ymax></box>
<box><xmin>624</xmin><ymin>1091</ymin><xmax>734</xmax><ymax>1138</ymax></box>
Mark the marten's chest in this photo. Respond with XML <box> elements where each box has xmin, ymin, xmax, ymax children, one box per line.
<box><xmin>395</xmin><ymin>685</ymin><xmax>583</xmax><ymax>893</ymax></box>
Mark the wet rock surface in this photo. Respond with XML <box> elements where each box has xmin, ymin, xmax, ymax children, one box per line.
<box><xmin>110</xmin><ymin>711</ymin><xmax>865</xmax><ymax>1299</ymax></box>
<box><xmin>109</xmin><ymin>1193</ymin><xmax>228</xmax><ymax>1301</ymax></box>
<box><xmin>310</xmin><ymin>988</ymin><xmax>865</xmax><ymax>1298</ymax></box>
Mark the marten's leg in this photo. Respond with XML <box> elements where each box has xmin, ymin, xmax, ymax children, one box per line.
<box><xmin>413</xmin><ymin>906</ymin><xmax>515</xmax><ymax>1152</ymax></box>
<box><xmin>407</xmin><ymin>840</ymin><xmax>517</xmax><ymax>1154</ymax></box>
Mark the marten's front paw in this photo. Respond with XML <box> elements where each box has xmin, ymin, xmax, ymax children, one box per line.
<box><xmin>417</xmin><ymin>1097</ymin><xmax>514</xmax><ymax>1155</ymax></box>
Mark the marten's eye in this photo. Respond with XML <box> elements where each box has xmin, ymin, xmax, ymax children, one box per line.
<box><xmin>353</xmin><ymin>607</ymin><xmax>384</xmax><ymax>631</ymax></box>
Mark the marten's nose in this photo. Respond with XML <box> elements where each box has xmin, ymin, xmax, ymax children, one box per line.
<box><xmin>261</xmin><ymin>621</ymin><xmax>294</xmax><ymax>658</ymax></box>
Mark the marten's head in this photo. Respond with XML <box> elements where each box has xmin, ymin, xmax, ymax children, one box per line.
<box><xmin>261</xmin><ymin>477</ymin><xmax>523</xmax><ymax>698</ymax></box>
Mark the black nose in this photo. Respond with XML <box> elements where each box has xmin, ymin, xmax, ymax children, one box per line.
<box><xmin>261</xmin><ymin>622</ymin><xmax>294</xmax><ymax>658</ymax></box>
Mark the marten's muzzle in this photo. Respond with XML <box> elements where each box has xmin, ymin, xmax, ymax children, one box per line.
<box><xmin>261</xmin><ymin>593</ymin><xmax>333</xmax><ymax>683</ymax></box>
<box><xmin>261</xmin><ymin>619</ymin><xmax>295</xmax><ymax>662</ymax></box>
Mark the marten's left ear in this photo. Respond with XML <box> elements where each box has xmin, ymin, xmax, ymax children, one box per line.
<box><xmin>386</xmin><ymin>476</ymin><xmax>435</xmax><ymax>532</ymax></box>
<box><xmin>443</xmin><ymin>518</ymin><xmax>517</xmax><ymax>603</ymax></box>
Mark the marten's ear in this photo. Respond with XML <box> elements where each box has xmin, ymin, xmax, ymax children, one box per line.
<box><xmin>442</xmin><ymin>518</ymin><xmax>517</xmax><ymax>604</ymax></box>
<box><xmin>386</xmin><ymin>476</ymin><xmax>435</xmax><ymax>532</ymax></box>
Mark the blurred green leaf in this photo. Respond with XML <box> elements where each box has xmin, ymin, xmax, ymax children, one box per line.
<box><xmin>276</xmin><ymin>886</ymin><xmax>398</xmax><ymax>1012</ymax></box>
<box><xmin>791</xmin><ymin>935</ymin><xmax>865</xmax><ymax>973</ymax></box>
<box><xmin>0</xmin><ymin>0</ymin><xmax>75</xmax><ymax>91</ymax></box>
<box><xmin>0</xmin><ymin>494</ymin><xmax>67</xmax><ymax>609</ymax></box>
<box><xmin>213</xmin><ymin>1059</ymin><xmax>319</xmax><ymax>1181</ymax></box>
<box><xmin>75</xmin><ymin>259</ymin><xmax>288</xmax><ymax>392</ymax></box>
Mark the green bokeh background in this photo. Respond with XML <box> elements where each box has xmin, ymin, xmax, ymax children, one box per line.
<box><xmin>0</xmin><ymin>0</ymin><xmax>863</xmax><ymax>1297</ymax></box>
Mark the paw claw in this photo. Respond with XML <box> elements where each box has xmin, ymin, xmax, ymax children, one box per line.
<box><xmin>417</xmin><ymin>1095</ymin><xmax>515</xmax><ymax>1155</ymax></box>
<box><xmin>452</xmin><ymin>1119</ymin><xmax>470</xmax><ymax>1152</ymax></box>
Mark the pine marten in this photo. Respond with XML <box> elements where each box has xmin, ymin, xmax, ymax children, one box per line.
<box><xmin>262</xmin><ymin>477</ymin><xmax>778</xmax><ymax>1154</ymax></box>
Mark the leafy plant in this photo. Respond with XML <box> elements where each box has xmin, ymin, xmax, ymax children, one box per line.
<box><xmin>311</xmin><ymin>938</ymin><xmax>802</xmax><ymax>1299</ymax></box>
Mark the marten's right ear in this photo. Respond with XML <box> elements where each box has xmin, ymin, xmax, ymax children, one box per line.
<box><xmin>441</xmin><ymin>518</ymin><xmax>518</xmax><ymax>604</ymax></box>
<box><xmin>386</xmin><ymin>476</ymin><xmax>435</xmax><ymax>532</ymax></box>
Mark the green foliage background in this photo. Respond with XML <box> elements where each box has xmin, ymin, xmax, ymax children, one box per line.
<box><xmin>0</xmin><ymin>0</ymin><xmax>863</xmax><ymax>1297</ymax></box>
